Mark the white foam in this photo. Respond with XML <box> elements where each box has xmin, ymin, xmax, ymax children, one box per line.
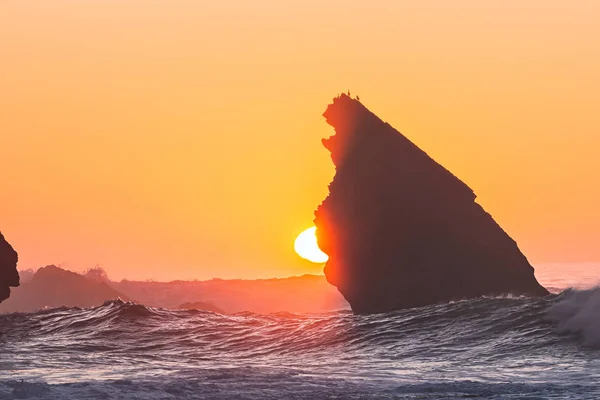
<box><xmin>548</xmin><ymin>287</ymin><xmax>600</xmax><ymax>347</ymax></box>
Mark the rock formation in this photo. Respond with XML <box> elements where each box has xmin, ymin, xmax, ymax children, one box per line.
<box><xmin>314</xmin><ymin>94</ymin><xmax>549</xmax><ymax>314</ymax></box>
<box><xmin>0</xmin><ymin>265</ymin><xmax>130</xmax><ymax>313</ymax></box>
<box><xmin>112</xmin><ymin>274</ymin><xmax>347</xmax><ymax>313</ymax></box>
<box><xmin>0</xmin><ymin>232</ymin><xmax>19</xmax><ymax>303</ymax></box>
<box><xmin>178</xmin><ymin>301</ymin><xmax>225</xmax><ymax>314</ymax></box>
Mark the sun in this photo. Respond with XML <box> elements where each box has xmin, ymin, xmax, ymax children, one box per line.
<box><xmin>294</xmin><ymin>227</ymin><xmax>329</xmax><ymax>263</ymax></box>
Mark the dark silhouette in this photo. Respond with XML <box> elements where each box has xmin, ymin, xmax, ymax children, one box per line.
<box><xmin>0</xmin><ymin>232</ymin><xmax>19</xmax><ymax>303</ymax></box>
<box><xmin>0</xmin><ymin>265</ymin><xmax>129</xmax><ymax>312</ymax></box>
<box><xmin>314</xmin><ymin>94</ymin><xmax>549</xmax><ymax>314</ymax></box>
<box><xmin>178</xmin><ymin>301</ymin><xmax>225</xmax><ymax>314</ymax></box>
<box><xmin>0</xmin><ymin>269</ymin><xmax>347</xmax><ymax>314</ymax></box>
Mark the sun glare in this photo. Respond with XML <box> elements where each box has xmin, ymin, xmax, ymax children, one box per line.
<box><xmin>294</xmin><ymin>227</ymin><xmax>329</xmax><ymax>263</ymax></box>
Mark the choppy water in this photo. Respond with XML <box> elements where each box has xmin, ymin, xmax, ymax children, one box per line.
<box><xmin>1</xmin><ymin>268</ymin><xmax>600</xmax><ymax>399</ymax></box>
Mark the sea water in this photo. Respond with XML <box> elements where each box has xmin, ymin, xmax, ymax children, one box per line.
<box><xmin>1</xmin><ymin>264</ymin><xmax>599</xmax><ymax>399</ymax></box>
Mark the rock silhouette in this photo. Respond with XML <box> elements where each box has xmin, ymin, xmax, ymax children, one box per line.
<box><xmin>0</xmin><ymin>232</ymin><xmax>19</xmax><ymax>303</ymax></box>
<box><xmin>314</xmin><ymin>94</ymin><xmax>549</xmax><ymax>314</ymax></box>
<box><xmin>178</xmin><ymin>301</ymin><xmax>225</xmax><ymax>314</ymax></box>
<box><xmin>0</xmin><ymin>265</ymin><xmax>130</xmax><ymax>312</ymax></box>
<box><xmin>112</xmin><ymin>274</ymin><xmax>347</xmax><ymax>314</ymax></box>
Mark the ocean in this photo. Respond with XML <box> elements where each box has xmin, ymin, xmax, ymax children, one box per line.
<box><xmin>1</xmin><ymin>264</ymin><xmax>599</xmax><ymax>399</ymax></box>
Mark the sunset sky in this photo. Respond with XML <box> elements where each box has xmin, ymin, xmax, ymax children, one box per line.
<box><xmin>1</xmin><ymin>1</ymin><xmax>599</xmax><ymax>281</ymax></box>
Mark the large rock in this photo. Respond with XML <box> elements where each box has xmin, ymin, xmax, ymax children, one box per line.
<box><xmin>314</xmin><ymin>94</ymin><xmax>549</xmax><ymax>314</ymax></box>
<box><xmin>0</xmin><ymin>232</ymin><xmax>19</xmax><ymax>303</ymax></box>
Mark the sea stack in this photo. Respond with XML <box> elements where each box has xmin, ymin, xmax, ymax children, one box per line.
<box><xmin>0</xmin><ymin>232</ymin><xmax>19</xmax><ymax>303</ymax></box>
<box><xmin>314</xmin><ymin>94</ymin><xmax>549</xmax><ymax>314</ymax></box>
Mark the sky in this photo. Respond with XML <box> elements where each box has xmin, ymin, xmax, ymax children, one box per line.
<box><xmin>1</xmin><ymin>1</ymin><xmax>600</xmax><ymax>281</ymax></box>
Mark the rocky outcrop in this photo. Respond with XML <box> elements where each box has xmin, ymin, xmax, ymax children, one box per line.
<box><xmin>178</xmin><ymin>301</ymin><xmax>225</xmax><ymax>314</ymax></box>
<box><xmin>314</xmin><ymin>94</ymin><xmax>549</xmax><ymax>314</ymax></box>
<box><xmin>0</xmin><ymin>265</ymin><xmax>130</xmax><ymax>313</ymax></box>
<box><xmin>112</xmin><ymin>274</ymin><xmax>347</xmax><ymax>313</ymax></box>
<box><xmin>0</xmin><ymin>232</ymin><xmax>19</xmax><ymax>303</ymax></box>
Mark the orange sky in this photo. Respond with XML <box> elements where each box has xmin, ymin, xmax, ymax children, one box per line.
<box><xmin>1</xmin><ymin>1</ymin><xmax>600</xmax><ymax>281</ymax></box>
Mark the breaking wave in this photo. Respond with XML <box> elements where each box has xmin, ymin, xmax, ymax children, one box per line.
<box><xmin>549</xmin><ymin>287</ymin><xmax>600</xmax><ymax>347</ymax></box>
<box><xmin>1</xmin><ymin>290</ymin><xmax>599</xmax><ymax>399</ymax></box>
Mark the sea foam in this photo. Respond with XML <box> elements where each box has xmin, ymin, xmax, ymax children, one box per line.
<box><xmin>548</xmin><ymin>287</ymin><xmax>600</xmax><ymax>347</ymax></box>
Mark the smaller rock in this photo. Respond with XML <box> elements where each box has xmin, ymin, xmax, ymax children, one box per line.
<box><xmin>0</xmin><ymin>265</ymin><xmax>130</xmax><ymax>312</ymax></box>
<box><xmin>0</xmin><ymin>232</ymin><xmax>19</xmax><ymax>303</ymax></box>
<box><xmin>178</xmin><ymin>301</ymin><xmax>224</xmax><ymax>314</ymax></box>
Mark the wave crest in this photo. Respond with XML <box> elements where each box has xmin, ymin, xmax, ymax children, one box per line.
<box><xmin>2</xmin><ymin>291</ymin><xmax>598</xmax><ymax>362</ymax></box>
<box><xmin>548</xmin><ymin>287</ymin><xmax>600</xmax><ymax>347</ymax></box>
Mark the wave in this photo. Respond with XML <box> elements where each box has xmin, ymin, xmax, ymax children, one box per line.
<box><xmin>548</xmin><ymin>287</ymin><xmax>600</xmax><ymax>347</ymax></box>
<box><xmin>3</xmin><ymin>289</ymin><xmax>599</xmax><ymax>355</ymax></box>
<box><xmin>1</xmin><ymin>375</ymin><xmax>595</xmax><ymax>400</ymax></box>
<box><xmin>2</xmin><ymin>291</ymin><xmax>600</xmax><ymax>399</ymax></box>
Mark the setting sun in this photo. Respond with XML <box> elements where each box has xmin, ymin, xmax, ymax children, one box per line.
<box><xmin>2</xmin><ymin>1</ymin><xmax>599</xmax><ymax>397</ymax></box>
<box><xmin>294</xmin><ymin>227</ymin><xmax>328</xmax><ymax>264</ymax></box>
